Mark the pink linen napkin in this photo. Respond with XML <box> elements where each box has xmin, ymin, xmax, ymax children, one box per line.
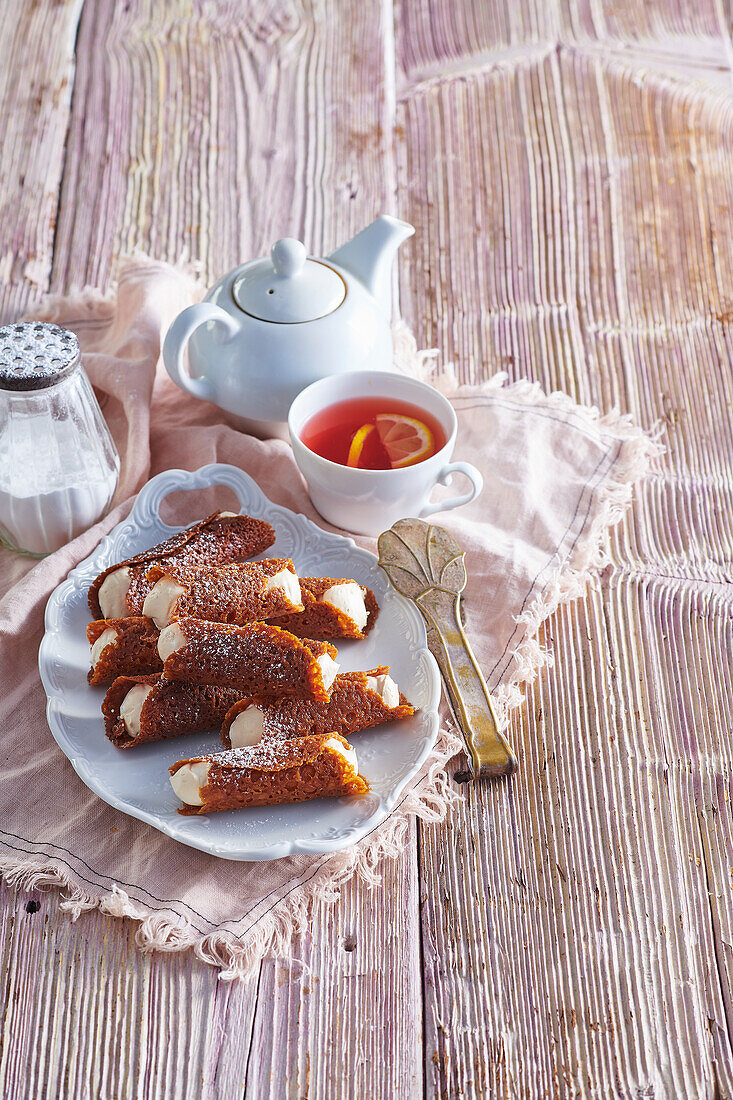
<box><xmin>0</xmin><ymin>258</ymin><xmax>661</xmax><ymax>977</ymax></box>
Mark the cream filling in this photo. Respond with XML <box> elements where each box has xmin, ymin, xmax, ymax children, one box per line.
<box><xmin>366</xmin><ymin>673</ymin><xmax>400</xmax><ymax>709</ymax></box>
<box><xmin>142</xmin><ymin>576</ymin><xmax>187</xmax><ymax>629</ymax></box>
<box><xmin>170</xmin><ymin>761</ymin><xmax>211</xmax><ymax>807</ymax></box>
<box><xmin>264</xmin><ymin>567</ymin><xmax>302</xmax><ymax>608</ymax></box>
<box><xmin>324</xmin><ymin>736</ymin><xmax>358</xmax><ymax>773</ymax></box>
<box><xmin>321</xmin><ymin>582</ymin><xmax>368</xmax><ymax>631</ymax></box>
<box><xmin>90</xmin><ymin>626</ymin><xmax>119</xmax><ymax>668</ymax></box>
<box><xmin>317</xmin><ymin>653</ymin><xmax>339</xmax><ymax>692</ymax></box>
<box><xmin>119</xmin><ymin>684</ymin><xmax>154</xmax><ymax>739</ymax></box>
<box><xmin>228</xmin><ymin>706</ymin><xmax>266</xmax><ymax>749</ymax></box>
<box><xmin>157</xmin><ymin>622</ymin><xmax>188</xmax><ymax>662</ymax></box>
<box><xmin>98</xmin><ymin>567</ymin><xmax>131</xmax><ymax>619</ymax></box>
<box><xmin>218</xmin><ymin>511</ymin><xmax>237</xmax><ymax>517</ymax></box>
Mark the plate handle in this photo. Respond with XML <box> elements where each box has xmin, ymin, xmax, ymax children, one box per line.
<box><xmin>131</xmin><ymin>463</ymin><xmax>267</xmax><ymax>526</ymax></box>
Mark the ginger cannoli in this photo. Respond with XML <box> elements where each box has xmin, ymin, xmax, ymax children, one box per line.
<box><xmin>88</xmin><ymin>511</ymin><xmax>275</xmax><ymax>620</ymax></box>
<box><xmin>142</xmin><ymin>559</ymin><xmax>303</xmax><ymax>629</ymax></box>
<box><xmin>267</xmin><ymin>576</ymin><xmax>378</xmax><ymax>639</ymax></box>
<box><xmin>157</xmin><ymin>617</ymin><xmax>340</xmax><ymax>700</ymax></box>
<box><xmin>87</xmin><ymin>616</ymin><xmax>162</xmax><ymax>686</ymax></box>
<box><xmin>221</xmin><ymin>666</ymin><xmax>414</xmax><ymax>749</ymax></box>
<box><xmin>102</xmin><ymin>674</ymin><xmax>241</xmax><ymax>749</ymax></box>
<box><xmin>169</xmin><ymin>733</ymin><xmax>369</xmax><ymax>815</ymax></box>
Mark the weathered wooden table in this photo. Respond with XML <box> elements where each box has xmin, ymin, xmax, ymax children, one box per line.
<box><xmin>2</xmin><ymin>2</ymin><xmax>732</xmax><ymax>1096</ymax></box>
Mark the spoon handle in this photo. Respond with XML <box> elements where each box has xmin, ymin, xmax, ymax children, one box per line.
<box><xmin>420</xmin><ymin>594</ymin><xmax>517</xmax><ymax>779</ymax></box>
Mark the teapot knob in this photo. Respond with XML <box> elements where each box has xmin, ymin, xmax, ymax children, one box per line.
<box><xmin>271</xmin><ymin>238</ymin><xmax>307</xmax><ymax>278</ymax></box>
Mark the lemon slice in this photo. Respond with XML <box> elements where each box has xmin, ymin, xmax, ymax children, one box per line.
<box><xmin>375</xmin><ymin>414</ymin><xmax>434</xmax><ymax>468</ymax></box>
<box><xmin>347</xmin><ymin>423</ymin><xmax>375</xmax><ymax>467</ymax></box>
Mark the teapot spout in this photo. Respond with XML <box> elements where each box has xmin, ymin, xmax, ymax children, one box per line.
<box><xmin>328</xmin><ymin>215</ymin><xmax>415</xmax><ymax>319</ymax></box>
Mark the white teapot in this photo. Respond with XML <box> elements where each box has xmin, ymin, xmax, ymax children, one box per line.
<box><xmin>163</xmin><ymin>215</ymin><xmax>414</xmax><ymax>437</ymax></box>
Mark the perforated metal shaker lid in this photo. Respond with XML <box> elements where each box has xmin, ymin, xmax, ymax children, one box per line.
<box><xmin>0</xmin><ymin>322</ymin><xmax>80</xmax><ymax>391</ymax></box>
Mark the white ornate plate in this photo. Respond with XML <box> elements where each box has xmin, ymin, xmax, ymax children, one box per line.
<box><xmin>38</xmin><ymin>464</ymin><xmax>440</xmax><ymax>861</ymax></box>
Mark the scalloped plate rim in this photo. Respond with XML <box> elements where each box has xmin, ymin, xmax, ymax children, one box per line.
<box><xmin>38</xmin><ymin>463</ymin><xmax>441</xmax><ymax>862</ymax></box>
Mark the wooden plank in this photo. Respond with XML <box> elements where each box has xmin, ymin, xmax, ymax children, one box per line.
<box><xmin>396</xmin><ymin>54</ymin><xmax>587</xmax><ymax>389</ymax></box>
<box><xmin>244</xmin><ymin>830</ymin><xmax>422</xmax><ymax>1099</ymax></box>
<box><xmin>422</xmin><ymin>584</ymin><xmax>733</xmax><ymax>1098</ymax></box>
<box><xmin>396</xmin><ymin>0</ymin><xmax>730</xmax><ymax>88</ymax></box>
<box><xmin>0</xmin><ymin>1</ymin><xmax>420</xmax><ymax>1098</ymax></box>
<box><xmin>0</xmin><ymin>878</ymin><xmax>260</xmax><ymax>1099</ymax></box>
<box><xmin>395</xmin><ymin>0</ymin><xmax>558</xmax><ymax>87</ymax></box>
<box><xmin>0</xmin><ymin>0</ymin><xmax>84</xmax><ymax>322</ymax></box>
<box><xmin>396</xmin><ymin>50</ymin><xmax>733</xmax><ymax>396</ymax></box>
<box><xmin>559</xmin><ymin>0</ymin><xmax>729</xmax><ymax>55</ymax></box>
<box><xmin>397</xmin><ymin>47</ymin><xmax>733</xmax><ymax>1099</ymax></box>
<box><xmin>51</xmin><ymin>0</ymin><xmax>396</xmax><ymax>296</ymax></box>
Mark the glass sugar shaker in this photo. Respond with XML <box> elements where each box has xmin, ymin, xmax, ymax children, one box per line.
<box><xmin>0</xmin><ymin>322</ymin><xmax>119</xmax><ymax>556</ymax></box>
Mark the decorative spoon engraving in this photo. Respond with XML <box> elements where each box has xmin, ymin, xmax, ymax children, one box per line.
<box><xmin>378</xmin><ymin>518</ymin><xmax>517</xmax><ymax>779</ymax></box>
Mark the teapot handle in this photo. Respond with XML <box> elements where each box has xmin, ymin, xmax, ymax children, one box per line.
<box><xmin>162</xmin><ymin>303</ymin><xmax>239</xmax><ymax>402</ymax></box>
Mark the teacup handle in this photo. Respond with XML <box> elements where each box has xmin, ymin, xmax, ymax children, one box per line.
<box><xmin>162</xmin><ymin>303</ymin><xmax>239</xmax><ymax>402</ymax></box>
<box><xmin>420</xmin><ymin>461</ymin><xmax>483</xmax><ymax>517</ymax></box>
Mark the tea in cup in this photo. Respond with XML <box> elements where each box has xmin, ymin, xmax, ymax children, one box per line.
<box><xmin>288</xmin><ymin>371</ymin><xmax>482</xmax><ymax>536</ymax></box>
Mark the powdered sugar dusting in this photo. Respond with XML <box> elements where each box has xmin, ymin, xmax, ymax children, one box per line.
<box><xmin>88</xmin><ymin>511</ymin><xmax>276</xmax><ymax>616</ymax></box>
<box><xmin>147</xmin><ymin>559</ymin><xmax>302</xmax><ymax>625</ymax></box>
<box><xmin>164</xmin><ymin>618</ymin><xmax>340</xmax><ymax>699</ymax></box>
<box><xmin>200</xmin><ymin>732</ymin><xmax>346</xmax><ymax>772</ymax></box>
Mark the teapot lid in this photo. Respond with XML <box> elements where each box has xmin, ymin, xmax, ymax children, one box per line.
<box><xmin>232</xmin><ymin>238</ymin><xmax>346</xmax><ymax>324</ymax></box>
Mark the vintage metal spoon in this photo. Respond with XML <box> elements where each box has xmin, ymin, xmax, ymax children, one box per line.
<box><xmin>378</xmin><ymin>518</ymin><xmax>517</xmax><ymax>779</ymax></box>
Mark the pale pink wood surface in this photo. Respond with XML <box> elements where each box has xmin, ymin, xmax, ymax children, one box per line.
<box><xmin>1</xmin><ymin>1</ymin><xmax>733</xmax><ymax>1097</ymax></box>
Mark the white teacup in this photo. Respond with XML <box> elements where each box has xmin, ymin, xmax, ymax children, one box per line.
<box><xmin>288</xmin><ymin>370</ymin><xmax>482</xmax><ymax>536</ymax></box>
